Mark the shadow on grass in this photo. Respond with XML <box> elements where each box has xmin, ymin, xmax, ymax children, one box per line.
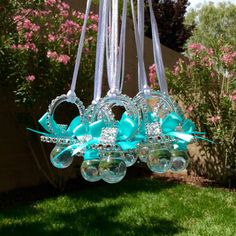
<box><xmin>68</xmin><ymin>177</ymin><xmax>178</xmax><ymax>202</ymax></box>
<box><xmin>0</xmin><ymin>168</ymin><xmax>173</xmax><ymax>208</ymax></box>
<box><xmin>0</xmin><ymin>179</ymin><xmax>185</xmax><ymax>235</ymax></box>
<box><xmin>0</xmin><ymin>205</ymin><xmax>183</xmax><ymax>236</ymax></box>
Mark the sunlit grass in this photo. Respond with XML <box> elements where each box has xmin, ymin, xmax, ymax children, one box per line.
<box><xmin>0</xmin><ymin>178</ymin><xmax>236</xmax><ymax>236</ymax></box>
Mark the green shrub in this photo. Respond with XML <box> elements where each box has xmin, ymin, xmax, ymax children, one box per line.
<box><xmin>166</xmin><ymin>42</ymin><xmax>236</xmax><ymax>181</ymax></box>
<box><xmin>1</xmin><ymin>0</ymin><xmax>98</xmax><ymax>114</ymax></box>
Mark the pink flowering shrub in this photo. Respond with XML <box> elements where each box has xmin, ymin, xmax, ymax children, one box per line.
<box><xmin>149</xmin><ymin>42</ymin><xmax>236</xmax><ymax>179</ymax></box>
<box><xmin>8</xmin><ymin>0</ymin><xmax>98</xmax><ymax>111</ymax></box>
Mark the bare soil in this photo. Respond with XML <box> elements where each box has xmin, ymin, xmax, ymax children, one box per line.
<box><xmin>150</xmin><ymin>171</ymin><xmax>216</xmax><ymax>188</ymax></box>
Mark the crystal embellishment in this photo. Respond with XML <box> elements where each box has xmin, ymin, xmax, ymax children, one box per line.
<box><xmin>99</xmin><ymin>127</ymin><xmax>118</xmax><ymax>146</ymax></box>
<box><xmin>145</xmin><ymin>122</ymin><xmax>161</xmax><ymax>138</ymax></box>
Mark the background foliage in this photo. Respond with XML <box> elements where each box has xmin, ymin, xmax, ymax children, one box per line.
<box><xmin>159</xmin><ymin>3</ymin><xmax>235</xmax><ymax>183</ymax></box>
<box><xmin>144</xmin><ymin>0</ymin><xmax>194</xmax><ymax>52</ymax></box>
<box><xmin>185</xmin><ymin>2</ymin><xmax>236</xmax><ymax>49</ymax></box>
<box><xmin>0</xmin><ymin>0</ymin><xmax>97</xmax><ymax>114</ymax></box>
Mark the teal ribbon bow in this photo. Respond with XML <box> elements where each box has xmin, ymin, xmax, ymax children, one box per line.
<box><xmin>161</xmin><ymin>112</ymin><xmax>212</xmax><ymax>150</ymax></box>
<box><xmin>135</xmin><ymin>111</ymin><xmax>212</xmax><ymax>151</ymax></box>
<box><xmin>57</xmin><ymin>112</ymin><xmax>142</xmax><ymax>161</ymax></box>
<box><xmin>27</xmin><ymin>112</ymin><xmax>87</xmax><ymax>139</ymax></box>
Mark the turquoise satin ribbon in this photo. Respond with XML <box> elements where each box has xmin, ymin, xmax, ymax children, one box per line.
<box><xmin>134</xmin><ymin>111</ymin><xmax>212</xmax><ymax>151</ymax></box>
<box><xmin>50</xmin><ymin>112</ymin><xmax>141</xmax><ymax>161</ymax></box>
<box><xmin>28</xmin><ymin>113</ymin><xmax>87</xmax><ymax>138</ymax></box>
<box><xmin>161</xmin><ymin>112</ymin><xmax>212</xmax><ymax>150</ymax></box>
<box><xmin>29</xmin><ymin>110</ymin><xmax>212</xmax><ymax>161</ymax></box>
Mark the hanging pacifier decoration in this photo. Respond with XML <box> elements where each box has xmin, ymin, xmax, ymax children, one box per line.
<box><xmin>79</xmin><ymin>0</ymin><xmax>143</xmax><ymax>184</ymax></box>
<box><xmin>131</xmin><ymin>0</ymin><xmax>210</xmax><ymax>173</ymax></box>
<box><xmin>28</xmin><ymin>0</ymin><xmax>94</xmax><ymax>168</ymax></box>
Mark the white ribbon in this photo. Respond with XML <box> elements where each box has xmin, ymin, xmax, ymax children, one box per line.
<box><xmin>130</xmin><ymin>0</ymin><xmax>150</xmax><ymax>94</ymax></box>
<box><xmin>148</xmin><ymin>0</ymin><xmax>168</xmax><ymax>94</ymax></box>
<box><xmin>116</xmin><ymin>0</ymin><xmax>127</xmax><ymax>92</ymax></box>
<box><xmin>106</xmin><ymin>0</ymin><xmax>127</xmax><ymax>96</ymax></box>
<box><xmin>67</xmin><ymin>0</ymin><xmax>92</xmax><ymax>101</ymax></box>
<box><xmin>93</xmin><ymin>0</ymin><xmax>109</xmax><ymax>103</ymax></box>
<box><xmin>137</xmin><ymin>0</ymin><xmax>145</xmax><ymax>92</ymax></box>
<box><xmin>110</xmin><ymin>0</ymin><xmax>119</xmax><ymax>94</ymax></box>
<box><xmin>130</xmin><ymin>0</ymin><xmax>168</xmax><ymax>95</ymax></box>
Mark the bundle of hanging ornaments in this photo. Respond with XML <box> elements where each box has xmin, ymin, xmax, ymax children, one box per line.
<box><xmin>29</xmin><ymin>0</ymin><xmax>209</xmax><ymax>184</ymax></box>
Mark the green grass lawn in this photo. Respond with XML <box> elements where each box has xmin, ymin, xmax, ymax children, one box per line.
<box><xmin>0</xmin><ymin>178</ymin><xmax>236</xmax><ymax>236</ymax></box>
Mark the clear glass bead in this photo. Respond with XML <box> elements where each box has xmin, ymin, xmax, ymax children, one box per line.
<box><xmin>136</xmin><ymin>145</ymin><xmax>149</xmax><ymax>163</ymax></box>
<box><xmin>50</xmin><ymin>145</ymin><xmax>74</xmax><ymax>169</ymax></box>
<box><xmin>99</xmin><ymin>152</ymin><xmax>127</xmax><ymax>184</ymax></box>
<box><xmin>122</xmin><ymin>152</ymin><xmax>138</xmax><ymax>167</ymax></box>
<box><xmin>81</xmin><ymin>159</ymin><xmax>101</xmax><ymax>182</ymax></box>
<box><xmin>170</xmin><ymin>150</ymin><xmax>189</xmax><ymax>172</ymax></box>
<box><xmin>147</xmin><ymin>148</ymin><xmax>171</xmax><ymax>173</ymax></box>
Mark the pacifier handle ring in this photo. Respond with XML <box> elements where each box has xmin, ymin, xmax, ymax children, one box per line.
<box><xmin>133</xmin><ymin>89</ymin><xmax>177</xmax><ymax>125</ymax></box>
<box><xmin>91</xmin><ymin>94</ymin><xmax>139</xmax><ymax>125</ymax></box>
<box><xmin>47</xmin><ymin>94</ymin><xmax>85</xmax><ymax>134</ymax></box>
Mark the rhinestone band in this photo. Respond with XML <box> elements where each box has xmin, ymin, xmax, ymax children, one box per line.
<box><xmin>47</xmin><ymin>94</ymin><xmax>85</xmax><ymax>134</ymax></box>
<box><xmin>99</xmin><ymin>127</ymin><xmax>118</xmax><ymax>146</ymax></box>
<box><xmin>40</xmin><ymin>134</ymin><xmax>92</xmax><ymax>145</ymax></box>
<box><xmin>145</xmin><ymin>122</ymin><xmax>161</xmax><ymax>137</ymax></box>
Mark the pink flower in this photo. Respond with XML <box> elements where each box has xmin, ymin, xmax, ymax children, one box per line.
<box><xmin>149</xmin><ymin>65</ymin><xmax>156</xmax><ymax>78</ymax></box>
<box><xmin>24</xmin><ymin>42</ymin><xmax>38</xmax><ymax>52</ymax></box>
<box><xmin>11</xmin><ymin>44</ymin><xmax>17</xmax><ymax>49</ymax></box>
<box><xmin>31</xmin><ymin>24</ymin><xmax>40</xmax><ymax>32</ymax></box>
<box><xmin>80</xmin><ymin>13</ymin><xmax>85</xmax><ymax>20</ymax></box>
<box><xmin>173</xmin><ymin>65</ymin><xmax>180</xmax><ymax>76</ymax></box>
<box><xmin>210</xmin><ymin>72</ymin><xmax>216</xmax><ymax>78</ymax></box>
<box><xmin>48</xmin><ymin>34</ymin><xmax>56</xmax><ymax>42</ymax></box>
<box><xmin>187</xmin><ymin>104</ymin><xmax>194</xmax><ymax>113</ymax></box>
<box><xmin>26</xmin><ymin>75</ymin><xmax>35</xmax><ymax>82</ymax></box>
<box><xmin>39</xmin><ymin>10</ymin><xmax>51</xmax><ymax>16</ymax></box>
<box><xmin>188</xmin><ymin>43</ymin><xmax>210</xmax><ymax>56</ymax></box>
<box><xmin>148</xmin><ymin>64</ymin><xmax>158</xmax><ymax>86</ymax></box>
<box><xmin>230</xmin><ymin>91</ymin><xmax>236</xmax><ymax>101</ymax></box>
<box><xmin>22</xmin><ymin>19</ymin><xmax>40</xmax><ymax>32</ymax></box>
<box><xmin>83</xmin><ymin>48</ymin><xmax>90</xmax><ymax>53</ymax></box>
<box><xmin>188</xmin><ymin>43</ymin><xmax>205</xmax><ymax>51</ymax></box>
<box><xmin>187</xmin><ymin>61</ymin><xmax>196</xmax><ymax>69</ymax></box>
<box><xmin>16</xmin><ymin>44</ymin><xmax>24</xmax><ymax>50</ymax></box>
<box><xmin>221</xmin><ymin>52</ymin><xmax>236</xmax><ymax>65</ymax></box>
<box><xmin>60</xmin><ymin>20</ymin><xmax>81</xmax><ymax>34</ymax></box>
<box><xmin>61</xmin><ymin>2</ymin><xmax>70</xmax><ymax>10</ymax></box>
<box><xmin>13</xmin><ymin>15</ymin><xmax>22</xmax><ymax>22</ymax></box>
<box><xmin>45</xmin><ymin>0</ymin><xmax>56</xmax><ymax>7</ymax></box>
<box><xmin>16</xmin><ymin>21</ymin><xmax>23</xmax><ymax>31</ymax></box>
<box><xmin>208</xmin><ymin>115</ymin><xmax>221</xmax><ymax>124</ymax></box>
<box><xmin>57</xmin><ymin>54</ymin><xmax>70</xmax><ymax>65</ymax></box>
<box><xmin>220</xmin><ymin>46</ymin><xmax>232</xmax><ymax>53</ymax></box>
<box><xmin>47</xmin><ymin>50</ymin><xmax>58</xmax><ymax>59</ymax></box>
<box><xmin>200</xmin><ymin>56</ymin><xmax>214</xmax><ymax>67</ymax></box>
<box><xmin>63</xmin><ymin>38</ymin><xmax>71</xmax><ymax>45</ymax></box>
<box><xmin>87</xmin><ymin>36</ymin><xmax>94</xmax><ymax>42</ymax></box>
<box><xmin>60</xmin><ymin>10</ymin><xmax>69</xmax><ymax>18</ymax></box>
<box><xmin>20</xmin><ymin>9</ymin><xmax>32</xmax><ymax>15</ymax></box>
<box><xmin>32</xmin><ymin>10</ymin><xmax>41</xmax><ymax>17</ymax></box>
<box><xmin>24</xmin><ymin>31</ymin><xmax>33</xmax><ymax>42</ymax></box>
<box><xmin>15</xmin><ymin>43</ymin><xmax>38</xmax><ymax>52</ymax></box>
<box><xmin>90</xmin><ymin>14</ymin><xmax>99</xmax><ymax>21</ymax></box>
<box><xmin>149</xmin><ymin>64</ymin><xmax>156</xmax><ymax>72</ymax></box>
<box><xmin>90</xmin><ymin>24</ymin><xmax>98</xmax><ymax>31</ymax></box>
<box><xmin>206</xmin><ymin>48</ymin><xmax>214</xmax><ymax>56</ymax></box>
<box><xmin>125</xmin><ymin>73</ymin><xmax>132</xmax><ymax>82</ymax></box>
